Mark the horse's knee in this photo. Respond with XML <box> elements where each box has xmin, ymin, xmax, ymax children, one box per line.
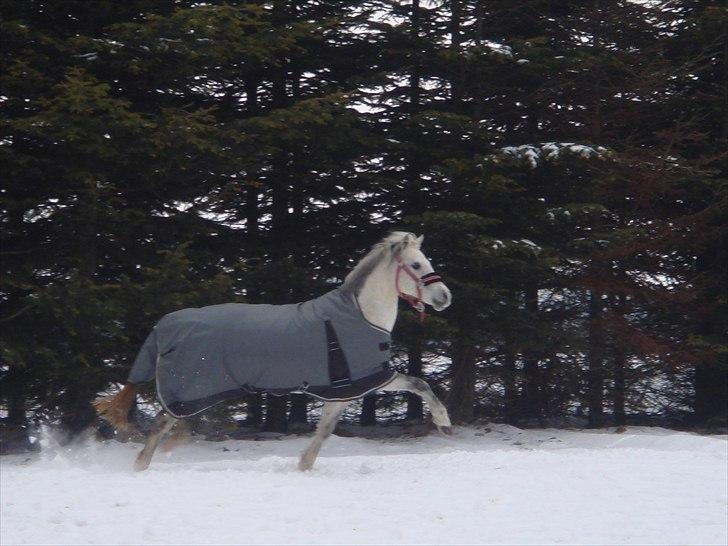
<box><xmin>406</xmin><ymin>376</ymin><xmax>432</xmax><ymax>394</ymax></box>
<box><xmin>322</xmin><ymin>415</ymin><xmax>341</xmax><ymax>436</ymax></box>
<box><xmin>153</xmin><ymin>411</ymin><xmax>176</xmax><ymax>428</ymax></box>
<box><xmin>160</xmin><ymin>420</ymin><xmax>189</xmax><ymax>453</ymax></box>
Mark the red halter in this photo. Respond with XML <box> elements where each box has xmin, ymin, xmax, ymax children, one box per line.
<box><xmin>395</xmin><ymin>258</ymin><xmax>443</xmax><ymax>321</ymax></box>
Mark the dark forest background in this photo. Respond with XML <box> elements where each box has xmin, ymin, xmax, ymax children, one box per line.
<box><xmin>1</xmin><ymin>0</ymin><xmax>726</xmax><ymax>452</ymax></box>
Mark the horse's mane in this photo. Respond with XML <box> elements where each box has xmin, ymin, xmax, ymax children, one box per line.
<box><xmin>342</xmin><ymin>232</ymin><xmax>421</xmax><ymax>293</ymax></box>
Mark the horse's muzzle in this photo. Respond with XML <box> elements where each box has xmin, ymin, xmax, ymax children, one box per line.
<box><xmin>431</xmin><ymin>287</ymin><xmax>452</xmax><ymax>311</ymax></box>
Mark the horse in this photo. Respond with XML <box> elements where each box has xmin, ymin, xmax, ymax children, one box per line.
<box><xmin>93</xmin><ymin>232</ymin><xmax>453</xmax><ymax>471</ymax></box>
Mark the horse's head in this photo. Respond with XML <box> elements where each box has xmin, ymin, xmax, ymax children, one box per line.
<box><xmin>389</xmin><ymin>233</ymin><xmax>452</xmax><ymax>312</ymax></box>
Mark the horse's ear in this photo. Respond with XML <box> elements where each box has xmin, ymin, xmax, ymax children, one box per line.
<box><xmin>390</xmin><ymin>241</ymin><xmax>405</xmax><ymax>256</ymax></box>
<box><xmin>415</xmin><ymin>234</ymin><xmax>424</xmax><ymax>247</ymax></box>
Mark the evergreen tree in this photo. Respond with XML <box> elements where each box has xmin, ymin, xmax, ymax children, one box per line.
<box><xmin>1</xmin><ymin>0</ymin><xmax>725</xmax><ymax>447</ymax></box>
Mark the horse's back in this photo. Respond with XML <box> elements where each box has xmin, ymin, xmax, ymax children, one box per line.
<box><xmin>155</xmin><ymin>301</ymin><xmax>324</xmax><ymax>363</ymax></box>
<box><xmin>156</xmin><ymin>302</ymin><xmax>304</xmax><ymax>348</ymax></box>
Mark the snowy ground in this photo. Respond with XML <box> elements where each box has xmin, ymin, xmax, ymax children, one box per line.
<box><xmin>1</xmin><ymin>425</ymin><xmax>726</xmax><ymax>546</ymax></box>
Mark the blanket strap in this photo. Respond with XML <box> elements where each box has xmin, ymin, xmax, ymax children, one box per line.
<box><xmin>325</xmin><ymin>320</ymin><xmax>352</xmax><ymax>388</ymax></box>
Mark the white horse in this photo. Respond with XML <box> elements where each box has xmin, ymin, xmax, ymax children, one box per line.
<box><xmin>94</xmin><ymin>232</ymin><xmax>452</xmax><ymax>471</ymax></box>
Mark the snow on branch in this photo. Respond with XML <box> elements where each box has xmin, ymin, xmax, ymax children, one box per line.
<box><xmin>482</xmin><ymin>41</ymin><xmax>513</xmax><ymax>57</ymax></box>
<box><xmin>486</xmin><ymin>142</ymin><xmax>609</xmax><ymax>169</ymax></box>
<box><xmin>480</xmin><ymin>237</ymin><xmax>543</xmax><ymax>257</ymax></box>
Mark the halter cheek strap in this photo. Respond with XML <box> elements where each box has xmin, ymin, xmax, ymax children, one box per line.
<box><xmin>395</xmin><ymin>259</ymin><xmax>443</xmax><ymax>321</ymax></box>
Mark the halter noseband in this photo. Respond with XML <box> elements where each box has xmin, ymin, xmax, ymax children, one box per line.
<box><xmin>395</xmin><ymin>258</ymin><xmax>443</xmax><ymax>321</ymax></box>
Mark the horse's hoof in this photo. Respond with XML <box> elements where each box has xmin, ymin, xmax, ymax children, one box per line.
<box><xmin>438</xmin><ymin>425</ymin><xmax>453</xmax><ymax>435</ymax></box>
<box><xmin>298</xmin><ymin>454</ymin><xmax>315</xmax><ymax>471</ymax></box>
<box><xmin>134</xmin><ymin>457</ymin><xmax>150</xmax><ymax>472</ymax></box>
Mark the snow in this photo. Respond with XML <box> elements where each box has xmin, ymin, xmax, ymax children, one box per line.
<box><xmin>483</xmin><ymin>41</ymin><xmax>513</xmax><ymax>57</ymax></box>
<box><xmin>492</xmin><ymin>142</ymin><xmax>609</xmax><ymax>168</ymax></box>
<box><xmin>485</xmin><ymin>238</ymin><xmax>541</xmax><ymax>255</ymax></box>
<box><xmin>1</xmin><ymin>426</ymin><xmax>726</xmax><ymax>546</ymax></box>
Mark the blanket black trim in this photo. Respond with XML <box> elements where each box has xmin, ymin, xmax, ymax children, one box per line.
<box><xmin>161</xmin><ymin>368</ymin><xmax>396</xmax><ymax>417</ymax></box>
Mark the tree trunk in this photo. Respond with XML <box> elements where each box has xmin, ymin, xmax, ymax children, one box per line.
<box><xmin>263</xmin><ymin>394</ymin><xmax>288</xmax><ymax>432</ymax></box>
<box><xmin>448</xmin><ymin>330</ymin><xmax>476</xmax><ymax>423</ymax></box>
<box><xmin>289</xmin><ymin>64</ymin><xmax>304</xmax><ymax>226</ymax></box>
<box><xmin>694</xmin><ymin>363</ymin><xmax>728</xmax><ymax>422</ymax></box>
<box><xmin>404</xmin><ymin>0</ymin><xmax>424</xmax><ymax>216</ymax></box>
<box><xmin>503</xmin><ymin>327</ymin><xmax>518</xmax><ymax>424</ymax></box>
<box><xmin>474</xmin><ymin>0</ymin><xmax>484</xmax><ymax>46</ymax></box>
<box><xmin>244</xmin><ymin>77</ymin><xmax>260</xmax><ymax>244</ymax></box>
<box><xmin>612</xmin><ymin>294</ymin><xmax>627</xmax><ymax>426</ymax></box>
<box><xmin>246</xmin><ymin>393</ymin><xmax>263</xmax><ymax>426</ymax></box>
<box><xmin>360</xmin><ymin>395</ymin><xmax>376</xmax><ymax>426</ymax></box>
<box><xmin>588</xmin><ymin>290</ymin><xmax>605</xmax><ymax>427</ymax></box>
<box><xmin>263</xmin><ymin>8</ymin><xmax>291</xmax><ymax>432</ymax></box>
<box><xmin>406</xmin><ymin>334</ymin><xmax>424</xmax><ymax>420</ymax></box>
<box><xmin>449</xmin><ymin>0</ymin><xmax>463</xmax><ymax>105</ymax></box>
<box><xmin>59</xmin><ymin>373</ymin><xmax>102</xmax><ymax>440</ymax></box>
<box><xmin>77</xmin><ymin>178</ymin><xmax>99</xmax><ymax>278</ymax></box>
<box><xmin>693</xmin><ymin>243</ymin><xmax>728</xmax><ymax>422</ymax></box>
<box><xmin>289</xmin><ymin>394</ymin><xmax>308</xmax><ymax>426</ymax></box>
<box><xmin>473</xmin><ymin>0</ymin><xmax>485</xmax><ymax>120</ymax></box>
<box><xmin>2</xmin><ymin>365</ymin><xmax>32</xmax><ymax>454</ymax></box>
<box><xmin>271</xmin><ymin>1</ymin><xmax>289</xmax><ymax>111</ymax></box>
<box><xmin>521</xmin><ymin>284</ymin><xmax>541</xmax><ymax>423</ymax></box>
<box><xmin>722</xmin><ymin>37</ymin><xmax>728</xmax><ymax>141</ymax></box>
<box><xmin>613</xmin><ymin>354</ymin><xmax>626</xmax><ymax>426</ymax></box>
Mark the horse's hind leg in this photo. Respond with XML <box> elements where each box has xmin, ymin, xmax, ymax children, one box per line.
<box><xmin>134</xmin><ymin>411</ymin><xmax>177</xmax><ymax>472</ymax></box>
<box><xmin>299</xmin><ymin>401</ymin><xmax>348</xmax><ymax>471</ymax></box>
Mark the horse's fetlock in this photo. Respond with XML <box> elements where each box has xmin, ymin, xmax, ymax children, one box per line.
<box><xmin>431</xmin><ymin>407</ymin><xmax>451</xmax><ymax>427</ymax></box>
<box><xmin>298</xmin><ymin>450</ymin><xmax>316</xmax><ymax>471</ymax></box>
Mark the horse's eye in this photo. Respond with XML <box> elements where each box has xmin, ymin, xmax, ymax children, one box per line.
<box><xmin>412</xmin><ymin>262</ymin><xmax>421</xmax><ymax>270</ymax></box>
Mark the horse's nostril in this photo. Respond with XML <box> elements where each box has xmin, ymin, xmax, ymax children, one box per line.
<box><xmin>434</xmin><ymin>293</ymin><xmax>451</xmax><ymax>308</ymax></box>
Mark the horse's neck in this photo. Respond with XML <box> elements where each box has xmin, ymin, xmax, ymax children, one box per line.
<box><xmin>356</xmin><ymin>261</ymin><xmax>398</xmax><ymax>333</ymax></box>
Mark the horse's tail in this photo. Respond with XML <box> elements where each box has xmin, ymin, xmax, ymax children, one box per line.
<box><xmin>94</xmin><ymin>327</ymin><xmax>159</xmax><ymax>430</ymax></box>
<box><xmin>92</xmin><ymin>382</ymin><xmax>138</xmax><ymax>431</ymax></box>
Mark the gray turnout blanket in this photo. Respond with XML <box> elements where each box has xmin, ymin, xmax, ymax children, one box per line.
<box><xmin>128</xmin><ymin>287</ymin><xmax>395</xmax><ymax>417</ymax></box>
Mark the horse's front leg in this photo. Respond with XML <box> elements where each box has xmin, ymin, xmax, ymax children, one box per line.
<box><xmin>381</xmin><ymin>372</ymin><xmax>452</xmax><ymax>434</ymax></box>
<box><xmin>298</xmin><ymin>401</ymin><xmax>348</xmax><ymax>471</ymax></box>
